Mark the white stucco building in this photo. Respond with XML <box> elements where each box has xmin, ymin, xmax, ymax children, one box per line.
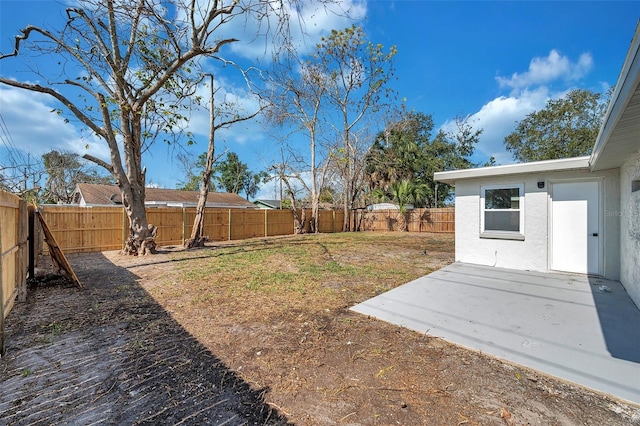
<box><xmin>435</xmin><ymin>23</ymin><xmax>640</xmax><ymax>308</ymax></box>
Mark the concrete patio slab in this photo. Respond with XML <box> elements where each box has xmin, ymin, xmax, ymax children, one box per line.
<box><xmin>351</xmin><ymin>262</ymin><xmax>640</xmax><ymax>405</ymax></box>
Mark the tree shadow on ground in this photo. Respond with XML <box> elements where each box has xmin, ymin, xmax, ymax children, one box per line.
<box><xmin>0</xmin><ymin>252</ymin><xmax>289</xmax><ymax>425</ymax></box>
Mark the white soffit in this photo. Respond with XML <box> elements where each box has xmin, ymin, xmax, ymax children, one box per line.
<box><xmin>434</xmin><ymin>157</ymin><xmax>590</xmax><ymax>185</ymax></box>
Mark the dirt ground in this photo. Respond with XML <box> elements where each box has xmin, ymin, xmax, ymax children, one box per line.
<box><xmin>1</xmin><ymin>232</ymin><xmax>639</xmax><ymax>425</ymax></box>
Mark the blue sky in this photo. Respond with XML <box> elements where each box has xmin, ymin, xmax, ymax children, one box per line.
<box><xmin>1</xmin><ymin>1</ymin><xmax>639</xmax><ymax>200</ymax></box>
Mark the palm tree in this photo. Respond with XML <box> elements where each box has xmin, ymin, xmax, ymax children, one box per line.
<box><xmin>373</xmin><ymin>179</ymin><xmax>428</xmax><ymax>231</ymax></box>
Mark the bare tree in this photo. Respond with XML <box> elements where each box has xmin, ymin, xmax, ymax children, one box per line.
<box><xmin>184</xmin><ymin>73</ymin><xmax>260</xmax><ymax>249</ymax></box>
<box><xmin>0</xmin><ymin>154</ymin><xmax>44</xmax><ymax>203</ymax></box>
<box><xmin>312</xmin><ymin>25</ymin><xmax>396</xmax><ymax>231</ymax></box>
<box><xmin>265</xmin><ymin>25</ymin><xmax>395</xmax><ymax>232</ymax></box>
<box><xmin>265</xmin><ymin>148</ymin><xmax>307</xmax><ymax>232</ymax></box>
<box><xmin>0</xmin><ymin>0</ymin><xmax>291</xmax><ymax>254</ymax></box>
<box><xmin>41</xmin><ymin>150</ymin><xmax>114</xmax><ymax>204</ymax></box>
<box><xmin>265</xmin><ymin>57</ymin><xmax>334</xmax><ymax>233</ymax></box>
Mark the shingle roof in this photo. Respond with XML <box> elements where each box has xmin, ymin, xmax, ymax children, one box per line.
<box><xmin>75</xmin><ymin>183</ymin><xmax>256</xmax><ymax>208</ymax></box>
<box><xmin>253</xmin><ymin>199</ymin><xmax>283</xmax><ymax>209</ymax></box>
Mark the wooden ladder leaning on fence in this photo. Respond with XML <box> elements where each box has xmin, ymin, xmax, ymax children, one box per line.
<box><xmin>35</xmin><ymin>209</ymin><xmax>82</xmax><ymax>288</ymax></box>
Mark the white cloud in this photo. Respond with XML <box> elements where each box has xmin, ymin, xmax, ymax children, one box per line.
<box><xmin>0</xmin><ymin>86</ymin><xmax>110</xmax><ymax>162</ymax></box>
<box><xmin>496</xmin><ymin>50</ymin><xmax>593</xmax><ymax>93</ymax></box>
<box><xmin>442</xmin><ymin>49</ymin><xmax>596</xmax><ymax>166</ymax></box>
<box><xmin>196</xmin><ymin>0</ymin><xmax>368</xmax><ymax>61</ymax></box>
<box><xmin>463</xmin><ymin>87</ymin><xmax>550</xmax><ymax>164</ymax></box>
<box><xmin>182</xmin><ymin>74</ymin><xmax>266</xmax><ymax>146</ymax></box>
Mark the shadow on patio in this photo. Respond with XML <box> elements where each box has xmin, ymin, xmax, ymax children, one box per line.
<box><xmin>588</xmin><ymin>275</ymin><xmax>640</xmax><ymax>363</ymax></box>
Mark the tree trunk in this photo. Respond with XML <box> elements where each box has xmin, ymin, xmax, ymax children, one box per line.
<box><xmin>310</xmin><ymin>200</ymin><xmax>319</xmax><ymax>233</ymax></box>
<box><xmin>185</xmin><ymin>75</ymin><xmax>216</xmax><ymax>249</ymax></box>
<box><xmin>121</xmin><ymin>186</ymin><xmax>156</xmax><ymax>255</ymax></box>
<box><xmin>289</xmin><ymin>192</ymin><xmax>306</xmax><ymax>234</ymax></box>
<box><xmin>184</xmin><ymin>186</ymin><xmax>209</xmax><ymax>248</ymax></box>
<box><xmin>309</xmin><ymin>128</ymin><xmax>319</xmax><ymax>234</ymax></box>
<box><xmin>184</xmin><ymin>169</ymin><xmax>213</xmax><ymax>249</ymax></box>
<box><xmin>342</xmin><ymin>159</ymin><xmax>351</xmax><ymax>232</ymax></box>
<box><xmin>396</xmin><ymin>211</ymin><xmax>407</xmax><ymax>232</ymax></box>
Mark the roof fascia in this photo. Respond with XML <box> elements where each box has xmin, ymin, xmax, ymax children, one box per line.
<box><xmin>434</xmin><ymin>156</ymin><xmax>590</xmax><ymax>185</ymax></box>
<box><xmin>590</xmin><ymin>22</ymin><xmax>640</xmax><ymax>170</ymax></box>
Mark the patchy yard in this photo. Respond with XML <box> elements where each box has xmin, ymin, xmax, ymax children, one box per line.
<box><xmin>1</xmin><ymin>232</ymin><xmax>638</xmax><ymax>425</ymax></box>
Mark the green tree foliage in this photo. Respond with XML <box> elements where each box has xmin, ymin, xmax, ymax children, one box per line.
<box><xmin>177</xmin><ymin>153</ymin><xmax>213</xmax><ymax>192</ymax></box>
<box><xmin>372</xmin><ymin>179</ymin><xmax>428</xmax><ymax>231</ymax></box>
<box><xmin>215</xmin><ymin>152</ymin><xmax>248</xmax><ymax>194</ymax></box>
<box><xmin>504</xmin><ymin>89</ymin><xmax>608</xmax><ymax>162</ymax></box>
<box><xmin>42</xmin><ymin>150</ymin><xmax>113</xmax><ymax>204</ymax></box>
<box><xmin>243</xmin><ymin>170</ymin><xmax>269</xmax><ymax>201</ymax></box>
<box><xmin>214</xmin><ymin>152</ymin><xmax>267</xmax><ymax>200</ymax></box>
<box><xmin>179</xmin><ymin>151</ymin><xmax>266</xmax><ymax>200</ymax></box>
<box><xmin>365</xmin><ymin>112</ymin><xmax>484</xmax><ymax>207</ymax></box>
<box><xmin>373</xmin><ymin>180</ymin><xmax>428</xmax><ymax>213</ymax></box>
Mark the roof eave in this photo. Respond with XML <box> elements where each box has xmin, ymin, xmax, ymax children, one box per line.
<box><xmin>590</xmin><ymin>21</ymin><xmax>640</xmax><ymax>171</ymax></box>
<box><xmin>434</xmin><ymin>156</ymin><xmax>591</xmax><ymax>185</ymax></box>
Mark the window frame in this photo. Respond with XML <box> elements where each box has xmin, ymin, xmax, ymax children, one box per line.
<box><xmin>480</xmin><ymin>183</ymin><xmax>525</xmax><ymax>240</ymax></box>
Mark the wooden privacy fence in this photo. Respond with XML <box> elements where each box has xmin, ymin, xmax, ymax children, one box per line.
<box><xmin>39</xmin><ymin>206</ymin><xmax>346</xmax><ymax>254</ymax></box>
<box><xmin>1</xmin><ymin>190</ymin><xmax>28</xmax><ymax>356</ymax></box>
<box><xmin>355</xmin><ymin>208</ymin><xmax>455</xmax><ymax>233</ymax></box>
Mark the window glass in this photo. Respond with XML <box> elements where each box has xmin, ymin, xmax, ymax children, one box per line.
<box><xmin>484</xmin><ymin>211</ymin><xmax>520</xmax><ymax>232</ymax></box>
<box><xmin>485</xmin><ymin>188</ymin><xmax>520</xmax><ymax>209</ymax></box>
<box><xmin>481</xmin><ymin>185</ymin><xmax>523</xmax><ymax>235</ymax></box>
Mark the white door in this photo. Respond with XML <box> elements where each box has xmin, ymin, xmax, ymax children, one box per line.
<box><xmin>551</xmin><ymin>181</ymin><xmax>600</xmax><ymax>275</ymax></box>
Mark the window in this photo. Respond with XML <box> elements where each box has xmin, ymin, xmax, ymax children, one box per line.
<box><xmin>481</xmin><ymin>184</ymin><xmax>524</xmax><ymax>240</ymax></box>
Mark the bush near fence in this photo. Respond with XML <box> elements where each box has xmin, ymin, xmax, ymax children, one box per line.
<box><xmin>38</xmin><ymin>206</ymin><xmax>347</xmax><ymax>254</ymax></box>
<box><xmin>355</xmin><ymin>208</ymin><xmax>455</xmax><ymax>233</ymax></box>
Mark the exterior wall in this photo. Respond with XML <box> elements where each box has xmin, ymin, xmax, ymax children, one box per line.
<box><xmin>620</xmin><ymin>151</ymin><xmax>640</xmax><ymax>308</ymax></box>
<box><xmin>454</xmin><ymin>168</ymin><xmax>620</xmax><ymax>279</ymax></box>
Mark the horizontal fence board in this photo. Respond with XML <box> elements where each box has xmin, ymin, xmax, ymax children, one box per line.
<box><xmin>356</xmin><ymin>208</ymin><xmax>454</xmax><ymax>233</ymax></box>
<box><xmin>266</xmin><ymin>210</ymin><xmax>294</xmax><ymax>236</ymax></box>
<box><xmin>35</xmin><ymin>205</ymin><xmax>453</xmax><ymax>255</ymax></box>
<box><xmin>147</xmin><ymin>208</ymin><xmax>185</xmax><ymax>246</ymax></box>
<box><xmin>39</xmin><ymin>206</ymin><xmax>123</xmax><ymax>253</ymax></box>
<box><xmin>1</xmin><ymin>190</ymin><xmax>28</xmax><ymax>323</ymax></box>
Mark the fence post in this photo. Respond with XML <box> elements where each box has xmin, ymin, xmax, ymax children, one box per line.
<box><xmin>182</xmin><ymin>208</ymin><xmax>186</xmax><ymax>244</ymax></box>
<box><xmin>18</xmin><ymin>201</ymin><xmax>27</xmax><ymax>303</ymax></box>
<box><xmin>228</xmin><ymin>209</ymin><xmax>232</xmax><ymax>241</ymax></box>
<box><xmin>264</xmin><ymin>209</ymin><xmax>268</xmax><ymax>237</ymax></box>
<box><xmin>0</xmin><ymin>211</ymin><xmax>4</xmax><ymax>358</ymax></box>
<box><xmin>28</xmin><ymin>205</ymin><xmax>35</xmax><ymax>279</ymax></box>
<box><xmin>332</xmin><ymin>210</ymin><xmax>336</xmax><ymax>233</ymax></box>
<box><xmin>122</xmin><ymin>208</ymin><xmax>127</xmax><ymax>248</ymax></box>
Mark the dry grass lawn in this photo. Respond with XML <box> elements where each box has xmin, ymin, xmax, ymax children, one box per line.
<box><xmin>126</xmin><ymin>232</ymin><xmax>638</xmax><ymax>425</ymax></box>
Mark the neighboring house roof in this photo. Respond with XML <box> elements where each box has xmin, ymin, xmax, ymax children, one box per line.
<box><xmin>73</xmin><ymin>183</ymin><xmax>256</xmax><ymax>208</ymax></box>
<box><xmin>590</xmin><ymin>22</ymin><xmax>640</xmax><ymax>171</ymax></box>
<box><xmin>253</xmin><ymin>199</ymin><xmax>283</xmax><ymax>209</ymax></box>
<box><xmin>366</xmin><ymin>203</ymin><xmax>414</xmax><ymax>211</ymax></box>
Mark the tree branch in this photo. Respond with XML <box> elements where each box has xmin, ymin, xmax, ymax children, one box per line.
<box><xmin>0</xmin><ymin>77</ymin><xmax>106</xmax><ymax>138</ymax></box>
<box><xmin>82</xmin><ymin>154</ymin><xmax>113</xmax><ymax>174</ymax></box>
